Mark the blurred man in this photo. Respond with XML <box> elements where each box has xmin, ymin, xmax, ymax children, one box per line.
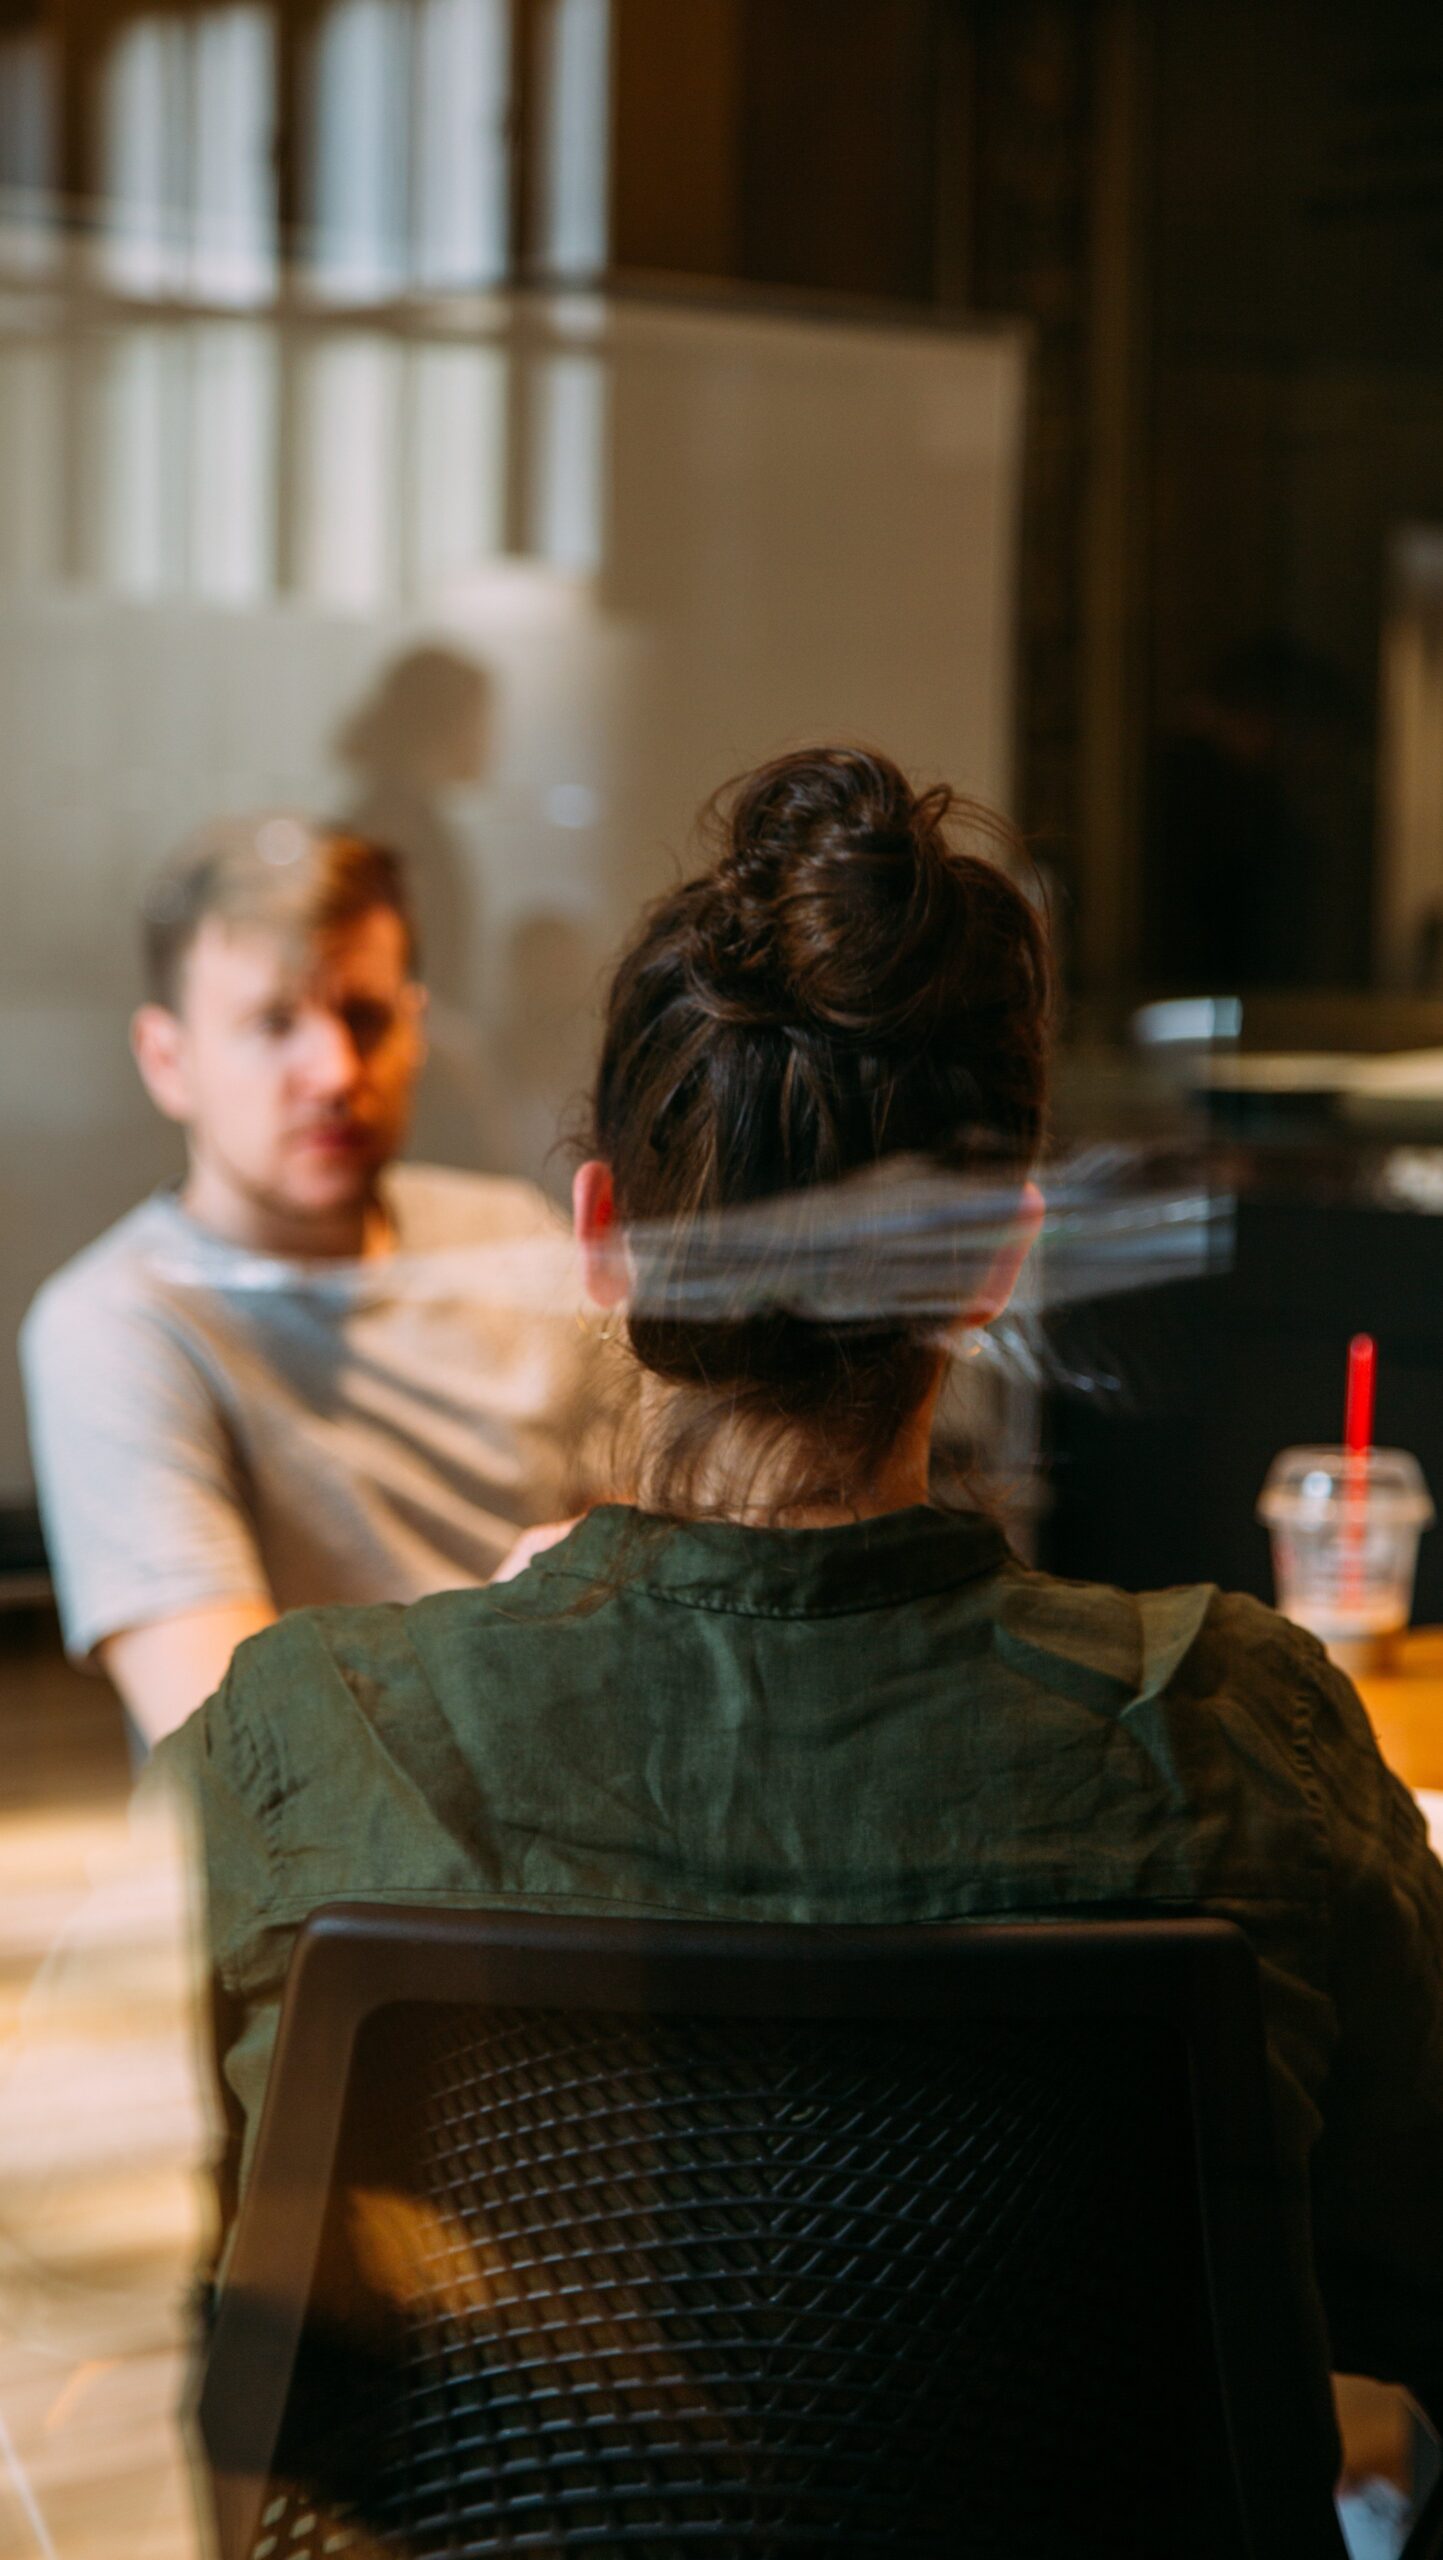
<box><xmin>21</xmin><ymin>817</ymin><xmax>604</xmax><ymax>1748</ymax></box>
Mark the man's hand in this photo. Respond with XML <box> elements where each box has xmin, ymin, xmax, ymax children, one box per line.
<box><xmin>490</xmin><ymin>1519</ymin><xmax>582</xmax><ymax>1585</ymax></box>
<box><xmin>101</xmin><ymin>1599</ymin><xmax>277</xmax><ymax>1750</ymax></box>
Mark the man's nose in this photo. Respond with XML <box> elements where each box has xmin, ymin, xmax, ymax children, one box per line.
<box><xmin>295</xmin><ymin>1010</ymin><xmax>362</xmax><ymax>1094</ymax></box>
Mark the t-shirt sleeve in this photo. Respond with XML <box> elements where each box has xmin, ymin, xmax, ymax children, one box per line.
<box><xmin>1299</xmin><ymin>1638</ymin><xmax>1443</xmax><ymax>2400</ymax></box>
<box><xmin>20</xmin><ymin>1276</ymin><xmax>272</xmax><ymax>1661</ymax></box>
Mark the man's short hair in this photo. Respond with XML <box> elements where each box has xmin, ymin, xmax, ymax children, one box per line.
<box><xmin>141</xmin><ymin>816</ymin><xmax>419</xmax><ymax>1010</ymax></box>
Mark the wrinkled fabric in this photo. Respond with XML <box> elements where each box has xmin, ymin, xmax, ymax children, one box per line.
<box><xmin>157</xmin><ymin>1502</ymin><xmax>1443</xmax><ymax>2395</ymax></box>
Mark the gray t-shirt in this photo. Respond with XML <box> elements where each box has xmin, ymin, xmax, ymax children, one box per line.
<box><xmin>21</xmin><ymin>1165</ymin><xmax>605</xmax><ymax>1661</ymax></box>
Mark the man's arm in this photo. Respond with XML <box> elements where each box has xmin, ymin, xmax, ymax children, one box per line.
<box><xmin>102</xmin><ymin>1599</ymin><xmax>276</xmax><ymax>1749</ymax></box>
<box><xmin>21</xmin><ymin>1278</ymin><xmax>276</xmax><ymax>1714</ymax></box>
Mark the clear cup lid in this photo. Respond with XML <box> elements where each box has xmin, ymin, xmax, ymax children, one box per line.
<box><xmin>1257</xmin><ymin>1445</ymin><xmax>1435</xmax><ymax>1527</ymax></box>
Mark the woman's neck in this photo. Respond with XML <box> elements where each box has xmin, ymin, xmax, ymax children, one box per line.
<box><xmin>630</xmin><ymin>1369</ymin><xmax>942</xmax><ymax>1527</ymax></box>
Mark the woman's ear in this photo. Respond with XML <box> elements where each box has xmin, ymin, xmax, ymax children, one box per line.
<box><xmin>967</xmin><ymin>1177</ymin><xmax>1044</xmax><ymax>1325</ymax></box>
<box><xmin>573</xmin><ymin>1159</ymin><xmax>629</xmax><ymax>1309</ymax></box>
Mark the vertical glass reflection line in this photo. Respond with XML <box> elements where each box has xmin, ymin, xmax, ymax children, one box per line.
<box><xmin>413</xmin><ymin>0</ymin><xmax>511</xmax><ymax>289</ymax></box>
<box><xmin>190</xmin><ymin>323</ymin><xmax>277</xmax><ymax>601</ymax></box>
<box><xmin>297</xmin><ymin>331</ymin><xmax>400</xmax><ymax>604</ymax></box>
<box><xmin>0</xmin><ymin>23</ymin><xmax>56</xmax><ymax>273</ymax></box>
<box><xmin>309</xmin><ymin>0</ymin><xmax>411</xmax><ymax>300</ymax></box>
<box><xmin>97</xmin><ymin>325</ymin><xmax>189</xmax><ymax>594</ymax></box>
<box><xmin>527</xmin><ymin>347</ymin><xmax>605</xmax><ymax>574</ymax></box>
<box><xmin>531</xmin><ymin>0</ymin><xmax>610</xmax><ymax>280</ymax></box>
<box><xmin>99</xmin><ymin>17</ymin><xmax>189</xmax><ymax>295</ymax></box>
<box><xmin>0</xmin><ymin>337</ymin><xmax>63</xmax><ymax>585</ymax></box>
<box><xmin>405</xmin><ymin>338</ymin><xmax>508</xmax><ymax>596</ymax></box>
<box><xmin>190</xmin><ymin>7</ymin><xmax>278</xmax><ymax>304</ymax></box>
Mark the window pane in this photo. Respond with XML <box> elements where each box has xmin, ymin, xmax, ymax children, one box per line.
<box><xmin>296</xmin><ymin>333</ymin><xmax>401</xmax><ymax>603</ymax></box>
<box><xmin>190</xmin><ymin>7</ymin><xmax>277</xmax><ymax>304</ymax></box>
<box><xmin>0</xmin><ymin>338</ymin><xmax>62</xmax><ymax>581</ymax></box>
<box><xmin>0</xmin><ymin>25</ymin><xmax>55</xmax><ymax>272</ymax></box>
<box><xmin>413</xmin><ymin>0</ymin><xmax>511</xmax><ymax>289</ymax></box>
<box><xmin>309</xmin><ymin>0</ymin><xmax>412</xmax><ymax>301</ymax></box>
<box><xmin>92</xmin><ymin>327</ymin><xmax>190</xmax><ymax>594</ymax></box>
<box><xmin>533</xmin><ymin>0</ymin><xmax>610</xmax><ymax>279</ymax></box>
<box><xmin>406</xmin><ymin>339</ymin><xmax>508</xmax><ymax>592</ymax></box>
<box><xmin>98</xmin><ymin>17</ymin><xmax>191</xmax><ymax>296</ymax></box>
<box><xmin>190</xmin><ymin>323</ymin><xmax>276</xmax><ymax>599</ymax></box>
<box><xmin>527</xmin><ymin>347</ymin><xmax>604</xmax><ymax>572</ymax></box>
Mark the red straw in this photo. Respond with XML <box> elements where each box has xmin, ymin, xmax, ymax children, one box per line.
<box><xmin>1345</xmin><ymin>1333</ymin><xmax>1376</xmax><ymax>1456</ymax></box>
<box><xmin>1341</xmin><ymin>1333</ymin><xmax>1375</xmax><ymax>1615</ymax></box>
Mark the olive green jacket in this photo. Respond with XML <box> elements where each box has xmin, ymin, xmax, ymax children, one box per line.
<box><xmin>158</xmin><ymin>1503</ymin><xmax>1443</xmax><ymax>2394</ymax></box>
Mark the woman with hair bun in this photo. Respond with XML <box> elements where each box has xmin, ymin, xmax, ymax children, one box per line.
<box><xmin>168</xmin><ymin>746</ymin><xmax>1443</xmax><ymax>2462</ymax></box>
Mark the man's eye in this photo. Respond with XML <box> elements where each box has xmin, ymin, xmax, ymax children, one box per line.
<box><xmin>258</xmin><ymin>1007</ymin><xmax>296</xmax><ymax>1037</ymax></box>
<box><xmin>345</xmin><ymin>1003</ymin><xmax>392</xmax><ymax>1050</ymax></box>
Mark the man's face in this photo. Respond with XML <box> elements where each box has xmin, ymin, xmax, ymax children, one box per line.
<box><xmin>133</xmin><ymin>907</ymin><xmax>425</xmax><ymax>1243</ymax></box>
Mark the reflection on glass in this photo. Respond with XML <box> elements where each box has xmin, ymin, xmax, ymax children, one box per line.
<box><xmin>528</xmin><ymin>350</ymin><xmax>605</xmax><ymax>574</ymax></box>
<box><xmin>335</xmin><ymin>643</ymin><xmax>491</xmax><ymax>991</ymax></box>
<box><xmin>406</xmin><ymin>340</ymin><xmax>508</xmax><ymax>592</ymax></box>
<box><xmin>99</xmin><ymin>7</ymin><xmax>276</xmax><ymax>304</ymax></box>
<box><xmin>94</xmin><ymin>327</ymin><xmax>190</xmax><ymax>595</ymax></box>
<box><xmin>414</xmin><ymin>0</ymin><xmax>511</xmax><ymax>290</ymax></box>
<box><xmin>100</xmin><ymin>15</ymin><xmax>189</xmax><ymax>297</ymax></box>
<box><xmin>310</xmin><ymin>0</ymin><xmax>510</xmax><ymax>300</ymax></box>
<box><xmin>61</xmin><ymin>319</ymin><xmax>517</xmax><ymax>609</ymax></box>
<box><xmin>309</xmin><ymin>0</ymin><xmax>411</xmax><ymax>301</ymax></box>
<box><xmin>81</xmin><ymin>323</ymin><xmax>275</xmax><ymax>599</ymax></box>
<box><xmin>190</xmin><ymin>6</ymin><xmax>278</xmax><ymax>304</ymax></box>
<box><xmin>0</xmin><ymin>340</ymin><xmax>62</xmax><ymax>583</ymax></box>
<box><xmin>0</xmin><ymin>22</ymin><xmax>54</xmax><ymax>270</ymax></box>
<box><xmin>189</xmin><ymin>325</ymin><xmax>276</xmax><ymax>602</ymax></box>
<box><xmin>532</xmin><ymin>0</ymin><xmax>611</xmax><ymax>279</ymax></box>
<box><xmin>295</xmin><ymin>334</ymin><xmax>400</xmax><ymax>605</ymax></box>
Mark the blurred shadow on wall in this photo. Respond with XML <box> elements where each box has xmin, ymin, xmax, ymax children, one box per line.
<box><xmin>488</xmin><ymin>907</ymin><xmax>602</xmax><ymax>1204</ymax></box>
<box><xmin>334</xmin><ymin>644</ymin><xmax>495</xmax><ymax>1168</ymax></box>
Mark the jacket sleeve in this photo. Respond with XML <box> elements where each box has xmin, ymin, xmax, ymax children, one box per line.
<box><xmin>150</xmin><ymin>1636</ymin><xmax>292</xmax><ymax>2216</ymax></box>
<box><xmin>1302</xmin><ymin>1640</ymin><xmax>1443</xmax><ymax>2402</ymax></box>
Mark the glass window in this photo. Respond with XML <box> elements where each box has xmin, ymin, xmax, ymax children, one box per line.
<box><xmin>0</xmin><ymin>20</ymin><xmax>55</xmax><ymax>272</ymax></box>
<box><xmin>405</xmin><ymin>339</ymin><xmax>509</xmax><ymax>593</ymax></box>
<box><xmin>527</xmin><ymin>346</ymin><xmax>605</xmax><ymax>573</ymax></box>
<box><xmin>98</xmin><ymin>6</ymin><xmax>277</xmax><ymax>304</ymax></box>
<box><xmin>413</xmin><ymin>0</ymin><xmax>511</xmax><ymax>290</ymax></box>
<box><xmin>309</xmin><ymin>0</ymin><xmax>511</xmax><ymax>300</ymax></box>
<box><xmin>532</xmin><ymin>0</ymin><xmax>611</xmax><ymax>279</ymax></box>
<box><xmin>309</xmin><ymin>0</ymin><xmax>412</xmax><ymax>300</ymax></box>
<box><xmin>0</xmin><ymin>339</ymin><xmax>62</xmax><ymax>580</ymax></box>
<box><xmin>294</xmin><ymin>332</ymin><xmax>402</xmax><ymax>604</ymax></box>
<box><xmin>189</xmin><ymin>323</ymin><xmax>277</xmax><ymax>600</ymax></box>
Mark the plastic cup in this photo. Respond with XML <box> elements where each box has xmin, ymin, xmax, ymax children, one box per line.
<box><xmin>1257</xmin><ymin>1446</ymin><xmax>1434</xmax><ymax>1672</ymax></box>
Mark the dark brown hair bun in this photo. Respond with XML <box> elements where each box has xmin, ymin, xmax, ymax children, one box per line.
<box><xmin>588</xmin><ymin>743</ymin><xmax>1051</xmax><ymax>1513</ymax></box>
<box><xmin>703</xmin><ymin>748</ymin><xmax>978</xmax><ymax>1044</ymax></box>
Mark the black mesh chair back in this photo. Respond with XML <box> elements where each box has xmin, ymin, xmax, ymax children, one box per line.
<box><xmin>201</xmin><ymin>1909</ymin><xmax>1349</xmax><ymax>2560</ymax></box>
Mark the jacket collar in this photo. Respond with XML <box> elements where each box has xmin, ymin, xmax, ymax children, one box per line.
<box><xmin>539</xmin><ymin>1502</ymin><xmax>1010</xmax><ymax>1619</ymax></box>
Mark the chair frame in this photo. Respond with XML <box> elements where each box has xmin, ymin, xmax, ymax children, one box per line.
<box><xmin>200</xmin><ymin>1907</ymin><xmax>1383</xmax><ymax>2560</ymax></box>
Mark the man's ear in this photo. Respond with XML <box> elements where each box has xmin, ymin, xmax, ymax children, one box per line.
<box><xmin>967</xmin><ymin>1177</ymin><xmax>1045</xmax><ymax>1325</ymax></box>
<box><xmin>130</xmin><ymin>1004</ymin><xmax>193</xmax><ymax>1125</ymax></box>
<box><xmin>572</xmin><ymin>1159</ymin><xmax>629</xmax><ymax>1309</ymax></box>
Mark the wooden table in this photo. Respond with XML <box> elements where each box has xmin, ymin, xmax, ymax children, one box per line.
<box><xmin>1353</xmin><ymin>1629</ymin><xmax>1443</xmax><ymax>1793</ymax></box>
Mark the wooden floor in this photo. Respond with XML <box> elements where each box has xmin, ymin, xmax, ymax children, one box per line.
<box><xmin>0</xmin><ymin>1610</ymin><xmax>212</xmax><ymax>2560</ymax></box>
